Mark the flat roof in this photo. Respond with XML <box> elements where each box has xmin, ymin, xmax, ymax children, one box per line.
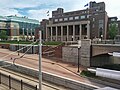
<box><xmin>0</xmin><ymin>15</ymin><xmax>39</xmax><ymax>24</ymax></box>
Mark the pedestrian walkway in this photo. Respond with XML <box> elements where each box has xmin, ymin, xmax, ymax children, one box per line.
<box><xmin>0</xmin><ymin>48</ymin><xmax>106</xmax><ymax>89</ymax></box>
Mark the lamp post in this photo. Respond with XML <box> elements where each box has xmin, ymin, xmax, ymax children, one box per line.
<box><xmin>39</xmin><ymin>30</ymin><xmax>42</xmax><ymax>90</ymax></box>
<box><xmin>17</xmin><ymin>39</ymin><xmax>19</xmax><ymax>56</ymax></box>
<box><xmin>101</xmin><ymin>35</ymin><xmax>103</xmax><ymax>40</ymax></box>
<box><xmin>77</xmin><ymin>45</ymin><xmax>80</xmax><ymax>73</ymax></box>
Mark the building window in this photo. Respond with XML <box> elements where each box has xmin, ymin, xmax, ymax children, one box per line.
<box><xmin>69</xmin><ymin>17</ymin><xmax>73</xmax><ymax>20</ymax></box>
<box><xmin>87</xmin><ymin>15</ymin><xmax>89</xmax><ymax>18</ymax></box>
<box><xmin>75</xmin><ymin>16</ymin><xmax>79</xmax><ymax>20</ymax></box>
<box><xmin>59</xmin><ymin>18</ymin><xmax>63</xmax><ymax>21</ymax></box>
<box><xmin>116</xmin><ymin>23</ymin><xmax>118</xmax><ymax>27</ymax></box>
<box><xmin>95</xmin><ymin>13</ymin><xmax>98</xmax><ymax>15</ymax></box>
<box><xmin>64</xmin><ymin>18</ymin><xmax>68</xmax><ymax>21</ymax></box>
<box><xmin>55</xmin><ymin>19</ymin><xmax>58</xmax><ymax>22</ymax></box>
<box><xmin>80</xmin><ymin>15</ymin><xmax>85</xmax><ymax>19</ymax></box>
<box><xmin>99</xmin><ymin>20</ymin><xmax>104</xmax><ymax>24</ymax></box>
<box><xmin>82</xmin><ymin>11</ymin><xmax>85</xmax><ymax>14</ymax></box>
<box><xmin>111</xmin><ymin>19</ymin><xmax>115</xmax><ymax>21</ymax></box>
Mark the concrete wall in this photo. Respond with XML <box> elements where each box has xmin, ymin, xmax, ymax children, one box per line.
<box><xmin>80</xmin><ymin>39</ymin><xmax>91</xmax><ymax>67</ymax></box>
<box><xmin>62</xmin><ymin>39</ymin><xmax>91</xmax><ymax>67</ymax></box>
<box><xmin>0</xmin><ymin>44</ymin><xmax>10</xmax><ymax>49</ymax></box>
<box><xmin>0</xmin><ymin>61</ymin><xmax>97</xmax><ymax>90</ymax></box>
<box><xmin>62</xmin><ymin>46</ymin><xmax>79</xmax><ymax>64</ymax></box>
<box><xmin>9</xmin><ymin>44</ymin><xmax>63</xmax><ymax>58</ymax></box>
<box><xmin>9</xmin><ymin>44</ymin><xmax>38</xmax><ymax>54</ymax></box>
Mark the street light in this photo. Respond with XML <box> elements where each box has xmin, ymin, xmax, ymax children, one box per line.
<box><xmin>77</xmin><ymin>45</ymin><xmax>81</xmax><ymax>73</ymax></box>
<box><xmin>39</xmin><ymin>31</ymin><xmax>42</xmax><ymax>90</ymax></box>
<box><xmin>17</xmin><ymin>39</ymin><xmax>19</xmax><ymax>56</ymax></box>
<box><xmin>101</xmin><ymin>35</ymin><xmax>103</xmax><ymax>40</ymax></box>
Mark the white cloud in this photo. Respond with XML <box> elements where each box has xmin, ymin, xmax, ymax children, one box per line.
<box><xmin>0</xmin><ymin>0</ymin><xmax>120</xmax><ymax>21</ymax></box>
<box><xmin>27</xmin><ymin>9</ymin><xmax>53</xmax><ymax>21</ymax></box>
<box><xmin>0</xmin><ymin>8</ymin><xmax>22</xmax><ymax>16</ymax></box>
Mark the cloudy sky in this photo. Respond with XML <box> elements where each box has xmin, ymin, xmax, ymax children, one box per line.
<box><xmin>0</xmin><ymin>0</ymin><xmax>120</xmax><ymax>21</ymax></box>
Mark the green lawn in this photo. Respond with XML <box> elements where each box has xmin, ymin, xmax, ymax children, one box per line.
<box><xmin>80</xmin><ymin>70</ymin><xmax>96</xmax><ymax>77</ymax></box>
<box><xmin>0</xmin><ymin>41</ymin><xmax>64</xmax><ymax>45</ymax></box>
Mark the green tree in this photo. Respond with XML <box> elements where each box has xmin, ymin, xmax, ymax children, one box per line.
<box><xmin>0</xmin><ymin>30</ymin><xmax>8</xmax><ymax>40</ymax></box>
<box><xmin>108</xmin><ymin>23</ymin><xmax>118</xmax><ymax>39</ymax></box>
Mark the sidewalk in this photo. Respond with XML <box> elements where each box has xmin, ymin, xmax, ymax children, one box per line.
<box><xmin>0</xmin><ymin>48</ymin><xmax>105</xmax><ymax>88</ymax></box>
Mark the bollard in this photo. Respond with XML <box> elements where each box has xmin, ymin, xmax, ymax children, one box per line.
<box><xmin>9</xmin><ymin>75</ymin><xmax>11</xmax><ymax>89</ymax></box>
<box><xmin>0</xmin><ymin>73</ymin><xmax>1</xmax><ymax>84</ymax></box>
<box><xmin>21</xmin><ymin>80</ymin><xmax>23</xmax><ymax>90</ymax></box>
<box><xmin>35</xmin><ymin>85</ymin><xmax>37</xmax><ymax>90</ymax></box>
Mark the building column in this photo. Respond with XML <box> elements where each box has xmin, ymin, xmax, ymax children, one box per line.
<box><xmin>51</xmin><ymin>27</ymin><xmax>52</xmax><ymax>41</ymax></box>
<box><xmin>46</xmin><ymin>27</ymin><xmax>48</xmax><ymax>41</ymax></box>
<box><xmin>87</xmin><ymin>23</ymin><xmax>90</xmax><ymax>39</ymax></box>
<box><xmin>79</xmin><ymin>24</ymin><xmax>82</xmax><ymax>40</ymax></box>
<box><xmin>27</xmin><ymin>28</ymin><xmax>28</xmax><ymax>36</ymax></box>
<box><xmin>31</xmin><ymin>29</ymin><xmax>32</xmax><ymax>37</ymax></box>
<box><xmin>61</xmin><ymin>26</ymin><xmax>63</xmax><ymax>41</ymax></box>
<box><xmin>56</xmin><ymin>26</ymin><xmax>58</xmax><ymax>41</ymax></box>
<box><xmin>73</xmin><ymin>25</ymin><xmax>75</xmax><ymax>41</ymax></box>
<box><xmin>22</xmin><ymin>28</ymin><xmax>24</xmax><ymax>36</ymax></box>
<box><xmin>67</xmin><ymin>25</ymin><xmax>69</xmax><ymax>41</ymax></box>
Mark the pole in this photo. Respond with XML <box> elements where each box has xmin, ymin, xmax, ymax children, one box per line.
<box><xmin>39</xmin><ymin>30</ymin><xmax>42</xmax><ymax>90</ymax></box>
<box><xmin>18</xmin><ymin>39</ymin><xmax>19</xmax><ymax>56</ymax></box>
<box><xmin>77</xmin><ymin>47</ymin><xmax>80</xmax><ymax>73</ymax></box>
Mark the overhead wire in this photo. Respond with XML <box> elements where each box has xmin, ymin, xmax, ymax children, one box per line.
<box><xmin>13</xmin><ymin>42</ymin><xmax>37</xmax><ymax>65</ymax></box>
<box><xmin>0</xmin><ymin>39</ymin><xmax>39</xmax><ymax>62</ymax></box>
<box><xmin>0</xmin><ymin>39</ymin><xmax>39</xmax><ymax>67</ymax></box>
<box><xmin>42</xmin><ymin>41</ymin><xmax>63</xmax><ymax>55</ymax></box>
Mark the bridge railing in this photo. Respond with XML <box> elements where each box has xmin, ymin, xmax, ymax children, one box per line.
<box><xmin>92</xmin><ymin>39</ymin><xmax>115</xmax><ymax>44</ymax></box>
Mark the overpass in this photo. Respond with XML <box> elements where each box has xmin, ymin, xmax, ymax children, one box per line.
<box><xmin>92</xmin><ymin>44</ymin><xmax>120</xmax><ymax>56</ymax></box>
<box><xmin>80</xmin><ymin>39</ymin><xmax>120</xmax><ymax>67</ymax></box>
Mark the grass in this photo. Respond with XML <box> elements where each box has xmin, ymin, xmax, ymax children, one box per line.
<box><xmin>43</xmin><ymin>41</ymin><xmax>63</xmax><ymax>45</ymax></box>
<box><xmin>0</xmin><ymin>41</ymin><xmax>33</xmax><ymax>44</ymax></box>
<box><xmin>80</xmin><ymin>70</ymin><xmax>96</xmax><ymax>77</ymax></box>
<box><xmin>0</xmin><ymin>41</ymin><xmax>64</xmax><ymax>45</ymax></box>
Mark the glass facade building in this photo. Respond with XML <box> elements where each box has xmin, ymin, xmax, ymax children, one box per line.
<box><xmin>0</xmin><ymin>15</ymin><xmax>39</xmax><ymax>40</ymax></box>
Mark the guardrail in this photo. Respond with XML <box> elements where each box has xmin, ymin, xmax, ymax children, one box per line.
<box><xmin>0</xmin><ymin>72</ymin><xmax>37</xmax><ymax>90</ymax></box>
<box><xmin>92</xmin><ymin>40</ymin><xmax>115</xmax><ymax>44</ymax></box>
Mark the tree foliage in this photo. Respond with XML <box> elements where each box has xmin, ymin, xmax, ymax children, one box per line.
<box><xmin>108</xmin><ymin>23</ymin><xmax>118</xmax><ymax>39</ymax></box>
<box><xmin>0</xmin><ymin>30</ymin><xmax>8</xmax><ymax>40</ymax></box>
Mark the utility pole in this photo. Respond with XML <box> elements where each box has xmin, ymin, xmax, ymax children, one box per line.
<box><xmin>39</xmin><ymin>30</ymin><xmax>42</xmax><ymax>90</ymax></box>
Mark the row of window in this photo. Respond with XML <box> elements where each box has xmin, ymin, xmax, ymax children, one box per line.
<box><xmin>54</xmin><ymin>15</ymin><xmax>88</xmax><ymax>22</ymax></box>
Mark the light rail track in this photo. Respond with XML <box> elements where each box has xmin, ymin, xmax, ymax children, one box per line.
<box><xmin>0</xmin><ymin>68</ymin><xmax>69</xmax><ymax>90</ymax></box>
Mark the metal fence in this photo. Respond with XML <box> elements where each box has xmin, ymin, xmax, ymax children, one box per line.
<box><xmin>92</xmin><ymin>40</ymin><xmax>115</xmax><ymax>44</ymax></box>
<box><xmin>0</xmin><ymin>72</ymin><xmax>38</xmax><ymax>90</ymax></box>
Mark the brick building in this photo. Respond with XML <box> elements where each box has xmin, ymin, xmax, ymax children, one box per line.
<box><xmin>40</xmin><ymin>1</ymin><xmax>120</xmax><ymax>42</ymax></box>
<box><xmin>43</xmin><ymin>1</ymin><xmax>108</xmax><ymax>41</ymax></box>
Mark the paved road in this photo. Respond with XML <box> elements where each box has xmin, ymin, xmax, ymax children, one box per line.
<box><xmin>0</xmin><ymin>48</ymin><xmax>105</xmax><ymax>88</ymax></box>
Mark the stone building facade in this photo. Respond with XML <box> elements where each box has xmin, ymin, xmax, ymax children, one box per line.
<box><xmin>44</xmin><ymin>1</ymin><xmax>108</xmax><ymax>42</ymax></box>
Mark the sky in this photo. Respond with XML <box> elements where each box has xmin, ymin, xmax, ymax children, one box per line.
<box><xmin>0</xmin><ymin>0</ymin><xmax>120</xmax><ymax>21</ymax></box>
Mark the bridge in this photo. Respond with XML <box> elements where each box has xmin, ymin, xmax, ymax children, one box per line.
<box><xmin>80</xmin><ymin>39</ymin><xmax>120</xmax><ymax>67</ymax></box>
<box><xmin>92</xmin><ymin>44</ymin><xmax>120</xmax><ymax>56</ymax></box>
